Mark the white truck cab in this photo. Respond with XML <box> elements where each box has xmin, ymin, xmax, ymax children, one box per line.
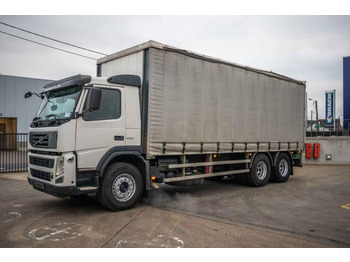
<box><xmin>27</xmin><ymin>74</ymin><xmax>149</xmax><ymax>209</ymax></box>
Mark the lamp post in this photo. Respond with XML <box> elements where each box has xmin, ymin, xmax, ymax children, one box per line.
<box><xmin>309</xmin><ymin>98</ymin><xmax>319</xmax><ymax>132</ymax></box>
<box><xmin>311</xmin><ymin>110</ymin><xmax>313</xmax><ymax>134</ymax></box>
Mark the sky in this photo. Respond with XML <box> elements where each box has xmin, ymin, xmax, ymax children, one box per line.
<box><xmin>0</xmin><ymin>15</ymin><xmax>349</xmax><ymax>120</ymax></box>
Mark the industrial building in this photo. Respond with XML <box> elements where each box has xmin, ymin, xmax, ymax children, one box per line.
<box><xmin>0</xmin><ymin>74</ymin><xmax>52</xmax><ymax>135</ymax></box>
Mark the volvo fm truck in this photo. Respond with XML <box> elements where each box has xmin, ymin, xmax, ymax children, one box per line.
<box><xmin>27</xmin><ymin>41</ymin><xmax>305</xmax><ymax>211</ymax></box>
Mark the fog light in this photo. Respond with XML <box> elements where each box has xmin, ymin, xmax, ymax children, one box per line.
<box><xmin>56</xmin><ymin>156</ymin><xmax>64</xmax><ymax>177</ymax></box>
<box><xmin>55</xmin><ymin>177</ymin><xmax>64</xmax><ymax>184</ymax></box>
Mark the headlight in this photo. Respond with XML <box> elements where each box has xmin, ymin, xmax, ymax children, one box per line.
<box><xmin>56</xmin><ymin>156</ymin><xmax>64</xmax><ymax>177</ymax></box>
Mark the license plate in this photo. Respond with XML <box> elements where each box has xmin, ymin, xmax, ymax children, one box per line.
<box><xmin>35</xmin><ymin>182</ymin><xmax>45</xmax><ymax>189</ymax></box>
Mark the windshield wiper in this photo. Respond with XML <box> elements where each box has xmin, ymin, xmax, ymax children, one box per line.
<box><xmin>45</xmin><ymin>114</ymin><xmax>60</xmax><ymax>119</ymax></box>
<box><xmin>32</xmin><ymin>116</ymin><xmax>42</xmax><ymax>126</ymax></box>
<box><xmin>33</xmin><ymin>116</ymin><xmax>42</xmax><ymax>122</ymax></box>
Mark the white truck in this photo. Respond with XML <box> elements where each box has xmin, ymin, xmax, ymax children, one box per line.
<box><xmin>27</xmin><ymin>41</ymin><xmax>305</xmax><ymax>211</ymax></box>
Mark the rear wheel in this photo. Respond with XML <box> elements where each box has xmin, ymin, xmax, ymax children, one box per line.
<box><xmin>97</xmin><ymin>162</ymin><xmax>144</xmax><ymax>211</ymax></box>
<box><xmin>273</xmin><ymin>153</ymin><xmax>291</xmax><ymax>183</ymax></box>
<box><xmin>246</xmin><ymin>154</ymin><xmax>271</xmax><ymax>187</ymax></box>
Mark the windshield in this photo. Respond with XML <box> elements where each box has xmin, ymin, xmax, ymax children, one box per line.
<box><xmin>36</xmin><ymin>85</ymin><xmax>82</xmax><ymax>120</ymax></box>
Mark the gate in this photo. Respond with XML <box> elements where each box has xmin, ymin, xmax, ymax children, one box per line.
<box><xmin>0</xmin><ymin>133</ymin><xmax>28</xmax><ymax>173</ymax></box>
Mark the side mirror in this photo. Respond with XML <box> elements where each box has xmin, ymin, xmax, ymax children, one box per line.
<box><xmin>24</xmin><ymin>92</ymin><xmax>32</xmax><ymax>99</ymax></box>
<box><xmin>24</xmin><ymin>91</ymin><xmax>44</xmax><ymax>99</ymax></box>
<box><xmin>78</xmin><ymin>88</ymin><xmax>102</xmax><ymax>119</ymax></box>
<box><xmin>88</xmin><ymin>88</ymin><xmax>101</xmax><ymax>111</ymax></box>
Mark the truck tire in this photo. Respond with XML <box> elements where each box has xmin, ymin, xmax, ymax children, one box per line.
<box><xmin>246</xmin><ymin>154</ymin><xmax>271</xmax><ymax>187</ymax></box>
<box><xmin>97</xmin><ymin>162</ymin><xmax>144</xmax><ymax>211</ymax></box>
<box><xmin>273</xmin><ymin>153</ymin><xmax>291</xmax><ymax>183</ymax></box>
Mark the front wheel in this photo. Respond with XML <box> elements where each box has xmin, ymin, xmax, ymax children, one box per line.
<box><xmin>97</xmin><ymin>162</ymin><xmax>144</xmax><ymax>211</ymax></box>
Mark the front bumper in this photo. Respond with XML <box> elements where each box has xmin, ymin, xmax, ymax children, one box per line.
<box><xmin>28</xmin><ymin>177</ymin><xmax>79</xmax><ymax>198</ymax></box>
<box><xmin>27</xmin><ymin>151</ymin><xmax>77</xmax><ymax>197</ymax></box>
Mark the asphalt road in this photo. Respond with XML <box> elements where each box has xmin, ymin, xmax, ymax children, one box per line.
<box><xmin>0</xmin><ymin>165</ymin><xmax>349</xmax><ymax>248</ymax></box>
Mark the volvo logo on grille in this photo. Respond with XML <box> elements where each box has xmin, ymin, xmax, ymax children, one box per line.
<box><xmin>34</xmin><ymin>134</ymin><xmax>49</xmax><ymax>146</ymax></box>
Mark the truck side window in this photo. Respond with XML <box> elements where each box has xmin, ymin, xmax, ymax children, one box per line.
<box><xmin>83</xmin><ymin>89</ymin><xmax>121</xmax><ymax>121</ymax></box>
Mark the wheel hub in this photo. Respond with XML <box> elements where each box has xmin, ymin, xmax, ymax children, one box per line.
<box><xmin>112</xmin><ymin>174</ymin><xmax>136</xmax><ymax>202</ymax></box>
<box><xmin>120</xmin><ymin>182</ymin><xmax>129</xmax><ymax>193</ymax></box>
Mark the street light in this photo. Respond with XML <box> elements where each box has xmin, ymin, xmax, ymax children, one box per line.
<box><xmin>308</xmin><ymin>98</ymin><xmax>319</xmax><ymax>132</ymax></box>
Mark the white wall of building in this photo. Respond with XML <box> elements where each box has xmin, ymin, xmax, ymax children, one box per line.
<box><xmin>0</xmin><ymin>75</ymin><xmax>53</xmax><ymax>133</ymax></box>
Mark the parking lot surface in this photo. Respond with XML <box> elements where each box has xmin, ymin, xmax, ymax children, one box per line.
<box><xmin>0</xmin><ymin>165</ymin><xmax>349</xmax><ymax>248</ymax></box>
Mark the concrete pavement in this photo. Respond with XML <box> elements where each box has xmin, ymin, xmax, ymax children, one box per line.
<box><xmin>0</xmin><ymin>165</ymin><xmax>349</xmax><ymax>248</ymax></box>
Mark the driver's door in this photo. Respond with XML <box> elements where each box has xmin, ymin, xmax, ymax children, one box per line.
<box><xmin>75</xmin><ymin>86</ymin><xmax>125</xmax><ymax>170</ymax></box>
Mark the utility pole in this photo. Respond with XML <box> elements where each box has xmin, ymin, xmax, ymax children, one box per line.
<box><xmin>308</xmin><ymin>98</ymin><xmax>319</xmax><ymax>132</ymax></box>
<box><xmin>311</xmin><ymin>110</ymin><xmax>313</xmax><ymax>134</ymax></box>
<box><xmin>305</xmin><ymin>92</ymin><xmax>308</xmax><ymax>134</ymax></box>
<box><xmin>315</xmin><ymin>100</ymin><xmax>319</xmax><ymax>132</ymax></box>
<box><xmin>334</xmin><ymin>89</ymin><xmax>336</xmax><ymax>132</ymax></box>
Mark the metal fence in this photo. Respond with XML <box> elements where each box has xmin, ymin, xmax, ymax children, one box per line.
<box><xmin>306</xmin><ymin>131</ymin><xmax>348</xmax><ymax>137</ymax></box>
<box><xmin>306</xmin><ymin>119</ymin><xmax>350</xmax><ymax>137</ymax></box>
<box><xmin>0</xmin><ymin>133</ymin><xmax>28</xmax><ymax>173</ymax></box>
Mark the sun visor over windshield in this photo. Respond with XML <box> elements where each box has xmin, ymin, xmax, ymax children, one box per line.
<box><xmin>40</xmin><ymin>74</ymin><xmax>92</xmax><ymax>93</ymax></box>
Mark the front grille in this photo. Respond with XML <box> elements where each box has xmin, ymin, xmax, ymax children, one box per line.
<box><xmin>29</xmin><ymin>132</ymin><xmax>57</xmax><ymax>149</ymax></box>
<box><xmin>31</xmin><ymin>133</ymin><xmax>49</xmax><ymax>147</ymax></box>
<box><xmin>30</xmin><ymin>169</ymin><xmax>52</xmax><ymax>182</ymax></box>
<box><xmin>29</xmin><ymin>156</ymin><xmax>54</xmax><ymax>168</ymax></box>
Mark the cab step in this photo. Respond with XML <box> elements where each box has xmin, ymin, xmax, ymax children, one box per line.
<box><xmin>77</xmin><ymin>186</ymin><xmax>98</xmax><ymax>194</ymax></box>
